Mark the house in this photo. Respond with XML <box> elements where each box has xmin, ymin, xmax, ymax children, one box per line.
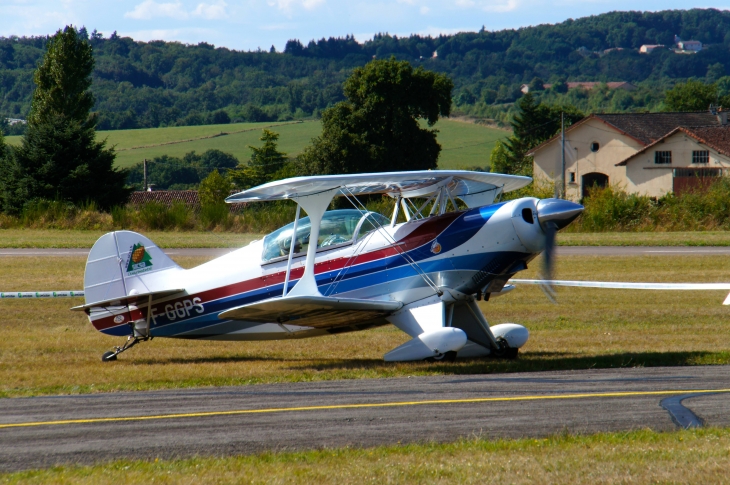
<box><xmin>639</xmin><ymin>44</ymin><xmax>664</xmax><ymax>54</ymax></box>
<box><xmin>521</xmin><ymin>81</ymin><xmax>636</xmax><ymax>94</ymax></box>
<box><xmin>616</xmin><ymin>125</ymin><xmax>730</xmax><ymax>196</ymax></box>
<box><xmin>677</xmin><ymin>40</ymin><xmax>702</xmax><ymax>52</ymax></box>
<box><xmin>528</xmin><ymin>111</ymin><xmax>726</xmax><ymax>199</ymax></box>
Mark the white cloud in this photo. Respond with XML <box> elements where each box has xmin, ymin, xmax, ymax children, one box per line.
<box><xmin>482</xmin><ymin>0</ymin><xmax>518</xmax><ymax>12</ymax></box>
<box><xmin>124</xmin><ymin>0</ymin><xmax>188</xmax><ymax>20</ymax></box>
<box><xmin>420</xmin><ymin>5</ymin><xmax>430</xmax><ymax>14</ymax></box>
<box><xmin>454</xmin><ymin>0</ymin><xmax>476</xmax><ymax>6</ymax></box>
<box><xmin>193</xmin><ymin>0</ymin><xmax>228</xmax><ymax>19</ymax></box>
<box><xmin>302</xmin><ymin>0</ymin><xmax>325</xmax><ymax>8</ymax></box>
<box><xmin>268</xmin><ymin>0</ymin><xmax>325</xmax><ymax>13</ymax></box>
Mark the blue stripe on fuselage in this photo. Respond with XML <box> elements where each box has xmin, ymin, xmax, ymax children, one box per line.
<box><xmin>135</xmin><ymin>203</ymin><xmax>511</xmax><ymax>337</ymax></box>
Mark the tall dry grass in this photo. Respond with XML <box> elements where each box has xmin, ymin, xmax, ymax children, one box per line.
<box><xmin>5</xmin><ymin>177</ymin><xmax>730</xmax><ymax>234</ymax></box>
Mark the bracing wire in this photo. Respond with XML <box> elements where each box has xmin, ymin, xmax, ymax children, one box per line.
<box><xmin>340</xmin><ymin>188</ymin><xmax>442</xmax><ymax>295</ymax></box>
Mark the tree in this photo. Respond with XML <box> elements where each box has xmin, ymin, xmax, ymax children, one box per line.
<box><xmin>489</xmin><ymin>140</ymin><xmax>509</xmax><ymax>173</ymax></box>
<box><xmin>228</xmin><ymin>129</ymin><xmax>287</xmax><ymax>189</ymax></box>
<box><xmin>298</xmin><ymin>57</ymin><xmax>453</xmax><ymax>175</ymax></box>
<box><xmin>664</xmin><ymin>80</ymin><xmax>718</xmax><ymax>111</ymax></box>
<box><xmin>198</xmin><ymin>170</ymin><xmax>232</xmax><ymax>207</ymax></box>
<box><xmin>500</xmin><ymin>93</ymin><xmax>583</xmax><ymax>176</ymax></box>
<box><xmin>1</xmin><ymin>26</ymin><xmax>129</xmax><ymax>213</ymax></box>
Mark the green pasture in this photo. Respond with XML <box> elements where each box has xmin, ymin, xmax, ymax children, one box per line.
<box><xmin>4</xmin><ymin>118</ymin><xmax>507</xmax><ymax>170</ymax></box>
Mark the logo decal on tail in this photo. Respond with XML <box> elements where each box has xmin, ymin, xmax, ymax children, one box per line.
<box><xmin>126</xmin><ymin>243</ymin><xmax>153</xmax><ymax>275</ymax></box>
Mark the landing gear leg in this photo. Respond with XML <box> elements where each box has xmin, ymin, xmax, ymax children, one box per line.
<box><xmin>101</xmin><ymin>335</ymin><xmax>149</xmax><ymax>362</ymax></box>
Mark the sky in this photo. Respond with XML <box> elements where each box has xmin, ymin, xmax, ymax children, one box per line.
<box><xmin>0</xmin><ymin>0</ymin><xmax>725</xmax><ymax>52</ymax></box>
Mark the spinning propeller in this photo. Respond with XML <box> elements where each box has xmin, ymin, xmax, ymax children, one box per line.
<box><xmin>534</xmin><ymin>199</ymin><xmax>584</xmax><ymax>303</ymax></box>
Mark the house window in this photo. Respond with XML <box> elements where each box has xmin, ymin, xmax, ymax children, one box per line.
<box><xmin>654</xmin><ymin>151</ymin><xmax>672</xmax><ymax>164</ymax></box>
<box><xmin>692</xmin><ymin>150</ymin><xmax>709</xmax><ymax>164</ymax></box>
<box><xmin>590</xmin><ymin>142</ymin><xmax>600</xmax><ymax>152</ymax></box>
<box><xmin>569</xmin><ymin>172</ymin><xmax>576</xmax><ymax>183</ymax></box>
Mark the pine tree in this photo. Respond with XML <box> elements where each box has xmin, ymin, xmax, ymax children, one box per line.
<box><xmin>1</xmin><ymin>26</ymin><xmax>129</xmax><ymax>213</ymax></box>
<box><xmin>229</xmin><ymin>129</ymin><xmax>287</xmax><ymax>189</ymax></box>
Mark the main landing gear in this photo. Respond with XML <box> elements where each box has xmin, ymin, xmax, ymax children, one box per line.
<box><xmin>101</xmin><ymin>335</ymin><xmax>149</xmax><ymax>362</ymax></box>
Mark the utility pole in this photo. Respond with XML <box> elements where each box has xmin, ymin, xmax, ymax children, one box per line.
<box><xmin>560</xmin><ymin>112</ymin><xmax>566</xmax><ymax>199</ymax></box>
<box><xmin>143</xmin><ymin>158</ymin><xmax>147</xmax><ymax>191</ymax></box>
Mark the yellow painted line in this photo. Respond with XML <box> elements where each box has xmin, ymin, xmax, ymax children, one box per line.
<box><xmin>2</xmin><ymin>389</ymin><xmax>729</xmax><ymax>430</ymax></box>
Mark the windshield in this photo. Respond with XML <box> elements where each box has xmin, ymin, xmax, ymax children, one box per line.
<box><xmin>262</xmin><ymin>209</ymin><xmax>386</xmax><ymax>262</ymax></box>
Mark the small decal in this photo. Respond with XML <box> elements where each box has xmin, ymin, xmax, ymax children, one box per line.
<box><xmin>430</xmin><ymin>240</ymin><xmax>442</xmax><ymax>254</ymax></box>
<box><xmin>125</xmin><ymin>243</ymin><xmax>153</xmax><ymax>275</ymax></box>
<box><xmin>114</xmin><ymin>315</ymin><xmax>125</xmax><ymax>324</ymax></box>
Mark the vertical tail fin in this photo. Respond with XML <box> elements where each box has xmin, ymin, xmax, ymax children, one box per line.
<box><xmin>84</xmin><ymin>230</ymin><xmax>184</xmax><ymax>307</ymax></box>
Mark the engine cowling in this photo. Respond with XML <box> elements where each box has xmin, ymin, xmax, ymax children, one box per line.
<box><xmin>383</xmin><ymin>327</ymin><xmax>467</xmax><ymax>362</ymax></box>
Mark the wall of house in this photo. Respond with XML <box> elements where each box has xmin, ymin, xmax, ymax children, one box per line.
<box><xmin>623</xmin><ymin>134</ymin><xmax>730</xmax><ymax>197</ymax></box>
<box><xmin>532</xmin><ymin>118</ymin><xmax>644</xmax><ymax>200</ymax></box>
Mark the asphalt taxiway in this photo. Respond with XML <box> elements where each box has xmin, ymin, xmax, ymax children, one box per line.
<box><xmin>1</xmin><ymin>366</ymin><xmax>729</xmax><ymax>472</ymax></box>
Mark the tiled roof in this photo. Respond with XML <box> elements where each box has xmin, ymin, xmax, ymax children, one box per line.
<box><xmin>128</xmin><ymin>190</ymin><xmax>200</xmax><ymax>206</ymax></box>
<box><xmin>616</xmin><ymin>126</ymin><xmax>730</xmax><ymax>166</ymax></box>
<box><xmin>127</xmin><ymin>190</ymin><xmax>246</xmax><ymax>213</ymax></box>
<box><xmin>541</xmin><ymin>82</ymin><xmax>635</xmax><ymax>90</ymax></box>
<box><xmin>595</xmin><ymin>112</ymin><xmax>720</xmax><ymax>145</ymax></box>
<box><xmin>527</xmin><ymin>111</ymin><xmax>722</xmax><ymax>156</ymax></box>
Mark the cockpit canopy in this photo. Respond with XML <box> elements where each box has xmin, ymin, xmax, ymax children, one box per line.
<box><xmin>262</xmin><ymin>209</ymin><xmax>390</xmax><ymax>262</ymax></box>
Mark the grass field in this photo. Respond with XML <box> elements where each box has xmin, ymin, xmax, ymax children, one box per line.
<box><xmin>4</xmin><ymin>119</ymin><xmax>507</xmax><ymax>170</ymax></box>
<box><xmin>0</xmin><ymin>229</ymin><xmax>263</xmax><ymax>248</ymax></box>
<box><xmin>1</xmin><ymin>254</ymin><xmax>729</xmax><ymax>398</ymax></box>
<box><xmin>3</xmin><ymin>428</ymin><xmax>730</xmax><ymax>484</ymax></box>
<box><xmin>1</xmin><ymin>228</ymin><xmax>729</xmax><ymax>248</ymax></box>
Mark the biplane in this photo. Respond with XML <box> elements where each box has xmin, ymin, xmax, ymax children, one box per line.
<box><xmin>72</xmin><ymin>170</ymin><xmax>585</xmax><ymax>362</ymax></box>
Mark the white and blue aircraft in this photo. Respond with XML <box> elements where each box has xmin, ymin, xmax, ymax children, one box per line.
<box><xmin>73</xmin><ymin>170</ymin><xmax>585</xmax><ymax>362</ymax></box>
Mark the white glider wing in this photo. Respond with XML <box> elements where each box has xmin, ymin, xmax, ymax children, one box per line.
<box><xmin>218</xmin><ymin>295</ymin><xmax>403</xmax><ymax>328</ymax></box>
<box><xmin>512</xmin><ymin>279</ymin><xmax>730</xmax><ymax>305</ymax></box>
<box><xmin>226</xmin><ymin>170</ymin><xmax>531</xmax><ymax>207</ymax></box>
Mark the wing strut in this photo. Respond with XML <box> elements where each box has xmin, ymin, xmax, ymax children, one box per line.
<box><xmin>282</xmin><ymin>204</ymin><xmax>301</xmax><ymax>297</ymax></box>
<box><xmin>286</xmin><ymin>187</ymin><xmax>341</xmax><ymax>297</ymax></box>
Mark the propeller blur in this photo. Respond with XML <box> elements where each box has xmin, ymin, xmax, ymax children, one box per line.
<box><xmin>72</xmin><ymin>170</ymin><xmax>585</xmax><ymax>362</ymax></box>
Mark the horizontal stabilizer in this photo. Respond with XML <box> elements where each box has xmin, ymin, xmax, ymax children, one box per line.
<box><xmin>218</xmin><ymin>295</ymin><xmax>402</xmax><ymax>328</ymax></box>
<box><xmin>71</xmin><ymin>289</ymin><xmax>185</xmax><ymax>312</ymax></box>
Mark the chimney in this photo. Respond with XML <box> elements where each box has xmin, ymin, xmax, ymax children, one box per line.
<box><xmin>718</xmin><ymin>108</ymin><xmax>728</xmax><ymax>126</ymax></box>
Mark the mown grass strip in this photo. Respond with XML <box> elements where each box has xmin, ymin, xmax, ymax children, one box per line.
<box><xmin>3</xmin><ymin>428</ymin><xmax>730</xmax><ymax>484</ymax></box>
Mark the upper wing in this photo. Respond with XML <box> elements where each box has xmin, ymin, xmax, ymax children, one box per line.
<box><xmin>218</xmin><ymin>295</ymin><xmax>403</xmax><ymax>328</ymax></box>
<box><xmin>225</xmin><ymin>170</ymin><xmax>532</xmax><ymax>208</ymax></box>
<box><xmin>511</xmin><ymin>279</ymin><xmax>730</xmax><ymax>305</ymax></box>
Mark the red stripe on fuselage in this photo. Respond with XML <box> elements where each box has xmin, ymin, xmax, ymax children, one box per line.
<box><xmin>90</xmin><ymin>212</ymin><xmax>462</xmax><ymax>331</ymax></box>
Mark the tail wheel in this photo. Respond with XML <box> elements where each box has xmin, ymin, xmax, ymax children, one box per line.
<box><xmin>101</xmin><ymin>351</ymin><xmax>118</xmax><ymax>362</ymax></box>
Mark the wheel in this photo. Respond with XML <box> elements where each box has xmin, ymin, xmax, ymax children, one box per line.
<box><xmin>427</xmin><ymin>351</ymin><xmax>458</xmax><ymax>362</ymax></box>
<box><xmin>492</xmin><ymin>347</ymin><xmax>519</xmax><ymax>359</ymax></box>
<box><xmin>102</xmin><ymin>351</ymin><xmax>118</xmax><ymax>362</ymax></box>
<box><xmin>491</xmin><ymin>338</ymin><xmax>519</xmax><ymax>359</ymax></box>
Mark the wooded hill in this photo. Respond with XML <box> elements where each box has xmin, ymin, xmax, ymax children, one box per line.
<box><xmin>1</xmin><ymin>8</ymin><xmax>730</xmax><ymax>132</ymax></box>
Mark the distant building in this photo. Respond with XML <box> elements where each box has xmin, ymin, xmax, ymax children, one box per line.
<box><xmin>528</xmin><ymin>111</ymin><xmax>729</xmax><ymax>199</ymax></box>
<box><xmin>5</xmin><ymin>118</ymin><xmax>26</xmax><ymax>125</ymax></box>
<box><xmin>523</xmin><ymin>81</ymin><xmax>636</xmax><ymax>94</ymax></box>
<box><xmin>639</xmin><ymin>44</ymin><xmax>664</xmax><ymax>54</ymax></box>
<box><xmin>677</xmin><ymin>40</ymin><xmax>702</xmax><ymax>52</ymax></box>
